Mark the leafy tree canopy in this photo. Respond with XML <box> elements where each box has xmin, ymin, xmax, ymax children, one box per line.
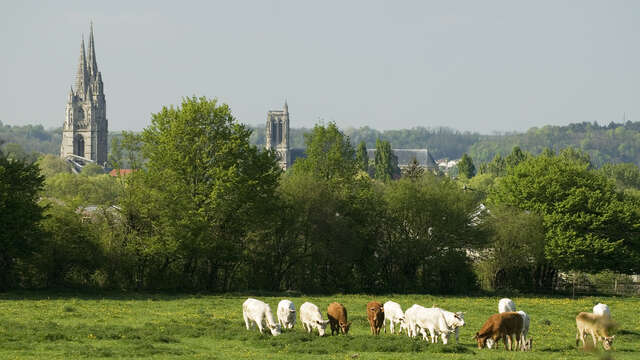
<box><xmin>489</xmin><ymin>149</ymin><xmax>640</xmax><ymax>273</ymax></box>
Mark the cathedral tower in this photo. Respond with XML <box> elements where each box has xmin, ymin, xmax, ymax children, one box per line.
<box><xmin>60</xmin><ymin>23</ymin><xmax>108</xmax><ymax>165</ymax></box>
<box><xmin>266</xmin><ymin>101</ymin><xmax>290</xmax><ymax>170</ymax></box>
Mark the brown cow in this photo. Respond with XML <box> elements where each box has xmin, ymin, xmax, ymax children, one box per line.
<box><xmin>367</xmin><ymin>301</ymin><xmax>385</xmax><ymax>335</ymax></box>
<box><xmin>327</xmin><ymin>302</ymin><xmax>352</xmax><ymax>335</ymax></box>
<box><xmin>474</xmin><ymin>312</ymin><xmax>523</xmax><ymax>351</ymax></box>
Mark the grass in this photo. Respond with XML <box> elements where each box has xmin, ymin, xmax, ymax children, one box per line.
<box><xmin>0</xmin><ymin>292</ymin><xmax>638</xmax><ymax>359</ymax></box>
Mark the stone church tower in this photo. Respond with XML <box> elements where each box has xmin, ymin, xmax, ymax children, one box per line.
<box><xmin>266</xmin><ymin>101</ymin><xmax>291</xmax><ymax>170</ymax></box>
<box><xmin>60</xmin><ymin>23</ymin><xmax>108</xmax><ymax>165</ymax></box>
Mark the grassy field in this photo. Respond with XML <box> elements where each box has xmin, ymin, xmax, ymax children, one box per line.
<box><xmin>0</xmin><ymin>292</ymin><xmax>638</xmax><ymax>359</ymax></box>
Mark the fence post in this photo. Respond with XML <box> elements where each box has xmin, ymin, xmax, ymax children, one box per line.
<box><xmin>614</xmin><ymin>278</ymin><xmax>618</xmax><ymax>295</ymax></box>
<box><xmin>572</xmin><ymin>274</ymin><xmax>575</xmax><ymax>299</ymax></box>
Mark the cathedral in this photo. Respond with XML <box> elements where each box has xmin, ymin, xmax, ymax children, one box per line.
<box><xmin>60</xmin><ymin>23</ymin><xmax>108</xmax><ymax>166</ymax></box>
<box><xmin>266</xmin><ymin>101</ymin><xmax>291</xmax><ymax>170</ymax></box>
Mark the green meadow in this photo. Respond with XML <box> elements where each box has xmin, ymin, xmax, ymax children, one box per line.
<box><xmin>0</xmin><ymin>292</ymin><xmax>638</xmax><ymax>359</ymax></box>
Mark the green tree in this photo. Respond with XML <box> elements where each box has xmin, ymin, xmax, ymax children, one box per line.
<box><xmin>505</xmin><ymin>146</ymin><xmax>527</xmax><ymax>168</ymax></box>
<box><xmin>82</xmin><ymin>163</ymin><xmax>105</xmax><ymax>176</ymax></box>
<box><xmin>378</xmin><ymin>174</ymin><xmax>483</xmax><ymax>292</ymax></box>
<box><xmin>285</xmin><ymin>122</ymin><xmax>380</xmax><ymax>292</ymax></box>
<box><xmin>36</xmin><ymin>202</ymin><xmax>102</xmax><ymax>287</ymax></box>
<box><xmin>490</xmin><ymin>151</ymin><xmax>640</xmax><ymax>276</ymax></box>
<box><xmin>600</xmin><ymin>162</ymin><xmax>640</xmax><ymax>190</ymax></box>
<box><xmin>43</xmin><ymin>173</ymin><xmax>122</xmax><ymax>205</ymax></box>
<box><xmin>374</xmin><ymin>139</ymin><xmax>400</xmax><ymax>182</ymax></box>
<box><xmin>131</xmin><ymin>96</ymin><xmax>282</xmax><ymax>291</ymax></box>
<box><xmin>36</xmin><ymin>154</ymin><xmax>72</xmax><ymax>178</ymax></box>
<box><xmin>403</xmin><ymin>156</ymin><xmax>424</xmax><ymax>180</ymax></box>
<box><xmin>355</xmin><ymin>141</ymin><xmax>369</xmax><ymax>174</ymax></box>
<box><xmin>0</xmin><ymin>150</ymin><xmax>45</xmax><ymax>289</ymax></box>
<box><xmin>457</xmin><ymin>153</ymin><xmax>476</xmax><ymax>179</ymax></box>
<box><xmin>294</xmin><ymin>122</ymin><xmax>357</xmax><ymax>182</ymax></box>
<box><xmin>475</xmin><ymin>206</ymin><xmax>547</xmax><ymax>291</ymax></box>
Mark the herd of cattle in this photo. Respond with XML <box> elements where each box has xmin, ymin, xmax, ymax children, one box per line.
<box><xmin>242</xmin><ymin>297</ymin><xmax>616</xmax><ymax>351</ymax></box>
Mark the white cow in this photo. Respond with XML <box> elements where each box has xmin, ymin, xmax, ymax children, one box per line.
<box><xmin>433</xmin><ymin>307</ymin><xmax>465</xmax><ymax>343</ymax></box>
<box><xmin>406</xmin><ymin>305</ymin><xmax>453</xmax><ymax>344</ymax></box>
<box><xmin>383</xmin><ymin>301</ymin><xmax>405</xmax><ymax>334</ymax></box>
<box><xmin>299</xmin><ymin>302</ymin><xmax>330</xmax><ymax>336</ymax></box>
<box><xmin>277</xmin><ymin>299</ymin><xmax>296</xmax><ymax>330</ymax></box>
<box><xmin>242</xmin><ymin>298</ymin><xmax>282</xmax><ymax>336</ymax></box>
<box><xmin>518</xmin><ymin>310</ymin><xmax>532</xmax><ymax>351</ymax></box>
<box><xmin>403</xmin><ymin>304</ymin><xmax>421</xmax><ymax>338</ymax></box>
<box><xmin>498</xmin><ymin>298</ymin><xmax>516</xmax><ymax>313</ymax></box>
<box><xmin>593</xmin><ymin>303</ymin><xmax>611</xmax><ymax>319</ymax></box>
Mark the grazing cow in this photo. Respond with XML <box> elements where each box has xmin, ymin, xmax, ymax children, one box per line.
<box><xmin>366</xmin><ymin>301</ymin><xmax>385</xmax><ymax>335</ymax></box>
<box><xmin>277</xmin><ymin>299</ymin><xmax>296</xmax><ymax>330</ymax></box>
<box><xmin>383</xmin><ymin>301</ymin><xmax>405</xmax><ymax>334</ymax></box>
<box><xmin>404</xmin><ymin>304</ymin><xmax>421</xmax><ymax>338</ymax></box>
<box><xmin>576</xmin><ymin>312</ymin><xmax>615</xmax><ymax>350</ymax></box>
<box><xmin>488</xmin><ymin>310</ymin><xmax>532</xmax><ymax>350</ymax></box>
<box><xmin>517</xmin><ymin>311</ymin><xmax>531</xmax><ymax>351</ymax></box>
<box><xmin>407</xmin><ymin>305</ymin><xmax>453</xmax><ymax>344</ymax></box>
<box><xmin>300</xmin><ymin>302</ymin><xmax>330</xmax><ymax>336</ymax></box>
<box><xmin>474</xmin><ymin>312</ymin><xmax>523</xmax><ymax>350</ymax></box>
<box><xmin>242</xmin><ymin>298</ymin><xmax>282</xmax><ymax>336</ymax></box>
<box><xmin>327</xmin><ymin>302</ymin><xmax>352</xmax><ymax>335</ymax></box>
<box><xmin>433</xmin><ymin>307</ymin><xmax>465</xmax><ymax>343</ymax></box>
<box><xmin>593</xmin><ymin>303</ymin><xmax>611</xmax><ymax>319</ymax></box>
<box><xmin>498</xmin><ymin>298</ymin><xmax>516</xmax><ymax>313</ymax></box>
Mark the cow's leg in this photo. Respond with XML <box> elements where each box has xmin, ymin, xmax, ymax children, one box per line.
<box><xmin>455</xmin><ymin>327</ymin><xmax>459</xmax><ymax>343</ymax></box>
<box><xmin>428</xmin><ymin>327</ymin><xmax>437</xmax><ymax>343</ymax></box>
<box><xmin>256</xmin><ymin>315</ymin><xmax>265</xmax><ymax>334</ymax></box>
<box><xmin>243</xmin><ymin>313</ymin><xmax>251</xmax><ymax>330</ymax></box>
<box><xmin>503</xmin><ymin>335</ymin><xmax>509</xmax><ymax>350</ymax></box>
<box><xmin>590</xmin><ymin>330</ymin><xmax>598</xmax><ymax>348</ymax></box>
<box><xmin>389</xmin><ymin>319</ymin><xmax>393</xmax><ymax>334</ymax></box>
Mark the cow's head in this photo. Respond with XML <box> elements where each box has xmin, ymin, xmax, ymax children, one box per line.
<box><xmin>268</xmin><ymin>323</ymin><xmax>282</xmax><ymax>336</ymax></box>
<box><xmin>602</xmin><ymin>335</ymin><xmax>615</xmax><ymax>350</ymax></box>
<box><xmin>473</xmin><ymin>333</ymin><xmax>487</xmax><ymax>349</ymax></box>
<box><xmin>339</xmin><ymin>321</ymin><xmax>352</xmax><ymax>335</ymax></box>
<box><xmin>453</xmin><ymin>312</ymin><xmax>465</xmax><ymax>327</ymax></box>
<box><xmin>316</xmin><ymin>320</ymin><xmax>330</xmax><ymax>336</ymax></box>
<box><xmin>368</xmin><ymin>305</ymin><xmax>383</xmax><ymax>315</ymax></box>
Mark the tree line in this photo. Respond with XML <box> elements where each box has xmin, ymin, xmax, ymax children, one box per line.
<box><xmin>7</xmin><ymin>118</ymin><xmax>640</xmax><ymax>167</ymax></box>
<box><xmin>2</xmin><ymin>98</ymin><xmax>640</xmax><ymax>293</ymax></box>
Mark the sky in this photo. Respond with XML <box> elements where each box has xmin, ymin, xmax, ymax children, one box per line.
<box><xmin>1</xmin><ymin>0</ymin><xmax>639</xmax><ymax>134</ymax></box>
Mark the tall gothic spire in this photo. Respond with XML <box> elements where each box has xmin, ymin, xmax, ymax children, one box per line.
<box><xmin>75</xmin><ymin>36</ymin><xmax>88</xmax><ymax>97</ymax></box>
<box><xmin>283</xmin><ymin>99</ymin><xmax>288</xmax><ymax>113</ymax></box>
<box><xmin>87</xmin><ymin>21</ymin><xmax>98</xmax><ymax>78</ymax></box>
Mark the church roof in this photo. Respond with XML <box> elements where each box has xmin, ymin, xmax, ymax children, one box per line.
<box><xmin>366</xmin><ymin>149</ymin><xmax>437</xmax><ymax>168</ymax></box>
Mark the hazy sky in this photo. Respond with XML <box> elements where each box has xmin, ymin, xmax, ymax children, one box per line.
<box><xmin>1</xmin><ymin>0</ymin><xmax>638</xmax><ymax>133</ymax></box>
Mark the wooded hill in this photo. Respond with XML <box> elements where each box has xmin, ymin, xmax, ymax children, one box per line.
<box><xmin>4</xmin><ymin>120</ymin><xmax>640</xmax><ymax>167</ymax></box>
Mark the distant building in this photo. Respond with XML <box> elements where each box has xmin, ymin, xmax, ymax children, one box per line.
<box><xmin>60</xmin><ymin>23</ymin><xmax>108</xmax><ymax>166</ymax></box>
<box><xmin>265</xmin><ymin>101</ymin><xmax>291</xmax><ymax>170</ymax></box>
<box><xmin>264</xmin><ymin>102</ymin><xmax>437</xmax><ymax>172</ymax></box>
<box><xmin>366</xmin><ymin>148</ymin><xmax>438</xmax><ymax>170</ymax></box>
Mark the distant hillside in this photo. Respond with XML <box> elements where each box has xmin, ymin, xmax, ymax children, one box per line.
<box><xmin>468</xmin><ymin>121</ymin><xmax>640</xmax><ymax>167</ymax></box>
<box><xmin>0</xmin><ymin>122</ymin><xmax>61</xmax><ymax>156</ymax></box>
<box><xmin>6</xmin><ymin>120</ymin><xmax>640</xmax><ymax>167</ymax></box>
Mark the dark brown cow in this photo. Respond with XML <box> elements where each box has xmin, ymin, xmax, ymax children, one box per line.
<box><xmin>474</xmin><ymin>312</ymin><xmax>524</xmax><ymax>350</ymax></box>
<box><xmin>327</xmin><ymin>302</ymin><xmax>352</xmax><ymax>335</ymax></box>
<box><xmin>367</xmin><ymin>301</ymin><xmax>385</xmax><ymax>335</ymax></box>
